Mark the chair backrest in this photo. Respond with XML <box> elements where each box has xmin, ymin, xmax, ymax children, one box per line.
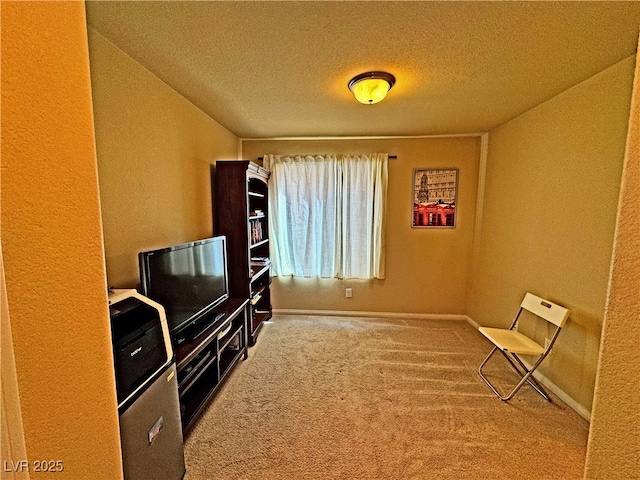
<box><xmin>521</xmin><ymin>292</ymin><xmax>570</xmax><ymax>327</ymax></box>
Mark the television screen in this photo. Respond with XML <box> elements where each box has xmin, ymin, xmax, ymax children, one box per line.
<box><xmin>139</xmin><ymin>236</ymin><xmax>229</xmax><ymax>335</ymax></box>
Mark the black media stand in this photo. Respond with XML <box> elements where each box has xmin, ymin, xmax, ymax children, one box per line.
<box><xmin>173</xmin><ymin>297</ymin><xmax>250</xmax><ymax>434</ymax></box>
<box><xmin>175</xmin><ymin>311</ymin><xmax>226</xmax><ymax>345</ymax></box>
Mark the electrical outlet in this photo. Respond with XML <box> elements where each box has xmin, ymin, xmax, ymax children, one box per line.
<box><xmin>345</xmin><ymin>288</ymin><xmax>352</xmax><ymax>298</ymax></box>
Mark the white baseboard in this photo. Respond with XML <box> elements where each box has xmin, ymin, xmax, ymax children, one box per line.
<box><xmin>526</xmin><ymin>366</ymin><xmax>591</xmax><ymax>421</ymax></box>
<box><xmin>464</xmin><ymin>315</ymin><xmax>482</xmax><ymax>330</ymax></box>
<box><xmin>272</xmin><ymin>308</ymin><xmax>468</xmax><ymax>321</ymax></box>
<box><xmin>465</xmin><ymin>316</ymin><xmax>591</xmax><ymax>422</ymax></box>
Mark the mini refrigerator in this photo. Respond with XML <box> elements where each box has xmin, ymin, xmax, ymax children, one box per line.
<box><xmin>109</xmin><ymin>289</ymin><xmax>186</xmax><ymax>480</ymax></box>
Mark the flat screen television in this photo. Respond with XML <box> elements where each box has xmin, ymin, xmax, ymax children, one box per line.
<box><xmin>139</xmin><ymin>236</ymin><xmax>229</xmax><ymax>340</ymax></box>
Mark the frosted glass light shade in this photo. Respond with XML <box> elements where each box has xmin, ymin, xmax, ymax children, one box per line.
<box><xmin>348</xmin><ymin>72</ymin><xmax>396</xmax><ymax>105</ymax></box>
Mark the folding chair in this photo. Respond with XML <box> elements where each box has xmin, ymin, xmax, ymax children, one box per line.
<box><xmin>478</xmin><ymin>292</ymin><xmax>570</xmax><ymax>401</ymax></box>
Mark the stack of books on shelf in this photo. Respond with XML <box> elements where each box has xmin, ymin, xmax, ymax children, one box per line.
<box><xmin>250</xmin><ymin>256</ymin><xmax>271</xmax><ymax>267</ymax></box>
<box><xmin>250</xmin><ymin>219</ymin><xmax>263</xmax><ymax>244</ymax></box>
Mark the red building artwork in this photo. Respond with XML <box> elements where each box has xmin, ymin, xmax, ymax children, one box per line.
<box><xmin>412</xmin><ymin>168</ymin><xmax>457</xmax><ymax>227</ymax></box>
<box><xmin>413</xmin><ymin>202</ymin><xmax>455</xmax><ymax>226</ymax></box>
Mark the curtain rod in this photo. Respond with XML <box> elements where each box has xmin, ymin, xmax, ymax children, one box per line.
<box><xmin>257</xmin><ymin>155</ymin><xmax>397</xmax><ymax>161</ymax></box>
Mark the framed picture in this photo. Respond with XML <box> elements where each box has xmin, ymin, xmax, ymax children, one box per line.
<box><xmin>412</xmin><ymin>168</ymin><xmax>458</xmax><ymax>228</ymax></box>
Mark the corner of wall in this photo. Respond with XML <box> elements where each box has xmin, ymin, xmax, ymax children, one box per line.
<box><xmin>467</xmin><ymin>132</ymin><xmax>489</xmax><ymax>313</ymax></box>
<box><xmin>584</xmin><ymin>43</ymin><xmax>640</xmax><ymax>480</ymax></box>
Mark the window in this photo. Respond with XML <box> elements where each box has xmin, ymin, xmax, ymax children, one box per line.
<box><xmin>264</xmin><ymin>154</ymin><xmax>388</xmax><ymax>279</ymax></box>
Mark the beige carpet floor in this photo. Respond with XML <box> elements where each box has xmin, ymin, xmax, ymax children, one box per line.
<box><xmin>183</xmin><ymin>315</ymin><xmax>589</xmax><ymax>480</ymax></box>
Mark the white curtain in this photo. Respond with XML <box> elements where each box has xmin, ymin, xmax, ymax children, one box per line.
<box><xmin>264</xmin><ymin>153</ymin><xmax>387</xmax><ymax>279</ymax></box>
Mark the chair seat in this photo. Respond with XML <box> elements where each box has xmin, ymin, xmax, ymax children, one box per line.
<box><xmin>478</xmin><ymin>327</ymin><xmax>545</xmax><ymax>356</ymax></box>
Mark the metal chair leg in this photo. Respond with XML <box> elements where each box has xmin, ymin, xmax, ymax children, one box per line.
<box><xmin>509</xmin><ymin>352</ymin><xmax>551</xmax><ymax>401</ymax></box>
<box><xmin>478</xmin><ymin>347</ymin><xmax>551</xmax><ymax>402</ymax></box>
<box><xmin>478</xmin><ymin>346</ymin><xmax>510</xmax><ymax>400</ymax></box>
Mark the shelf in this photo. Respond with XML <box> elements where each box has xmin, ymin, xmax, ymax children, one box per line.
<box><xmin>249</xmin><ymin>213</ymin><xmax>265</xmax><ymax>220</ymax></box>
<box><xmin>248</xmin><ymin>191</ymin><xmax>265</xmax><ymax>198</ymax></box>
<box><xmin>252</xmin><ymin>285</ymin><xmax>267</xmax><ymax>296</ymax></box>
<box><xmin>219</xmin><ymin>325</ymin><xmax>243</xmax><ymax>352</ymax></box>
<box><xmin>250</xmin><ymin>314</ymin><xmax>268</xmax><ymax>344</ymax></box>
<box><xmin>180</xmin><ymin>370</ymin><xmax>218</xmax><ymax>432</ymax></box>
<box><xmin>178</xmin><ymin>348</ymin><xmax>214</xmax><ymax>386</ymax></box>
<box><xmin>253</xmin><ymin>310</ymin><xmax>271</xmax><ymax>329</ymax></box>
<box><xmin>250</xmin><ymin>238</ymin><xmax>269</xmax><ymax>249</ymax></box>
<box><xmin>219</xmin><ymin>343</ymin><xmax>244</xmax><ymax>379</ymax></box>
<box><xmin>250</xmin><ymin>264</ymin><xmax>270</xmax><ymax>282</ymax></box>
<box><xmin>179</xmin><ymin>353</ymin><xmax>217</xmax><ymax>398</ymax></box>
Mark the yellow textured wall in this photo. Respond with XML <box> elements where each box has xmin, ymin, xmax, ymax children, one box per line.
<box><xmin>88</xmin><ymin>29</ymin><xmax>239</xmax><ymax>288</ymax></box>
<box><xmin>242</xmin><ymin>137</ymin><xmax>480</xmax><ymax>315</ymax></box>
<box><xmin>1</xmin><ymin>3</ymin><xmax>123</xmax><ymax>479</ymax></box>
<box><xmin>584</xmin><ymin>47</ymin><xmax>640</xmax><ymax>478</ymax></box>
<box><xmin>467</xmin><ymin>56</ymin><xmax>635</xmax><ymax>415</ymax></box>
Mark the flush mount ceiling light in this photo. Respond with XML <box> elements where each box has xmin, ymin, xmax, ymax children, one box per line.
<box><xmin>348</xmin><ymin>71</ymin><xmax>396</xmax><ymax>105</ymax></box>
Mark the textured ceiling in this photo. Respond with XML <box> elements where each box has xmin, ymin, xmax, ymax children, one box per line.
<box><xmin>86</xmin><ymin>1</ymin><xmax>640</xmax><ymax>138</ymax></box>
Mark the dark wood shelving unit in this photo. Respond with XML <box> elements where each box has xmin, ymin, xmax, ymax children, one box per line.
<box><xmin>173</xmin><ymin>297</ymin><xmax>250</xmax><ymax>435</ymax></box>
<box><xmin>214</xmin><ymin>160</ymin><xmax>272</xmax><ymax>346</ymax></box>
